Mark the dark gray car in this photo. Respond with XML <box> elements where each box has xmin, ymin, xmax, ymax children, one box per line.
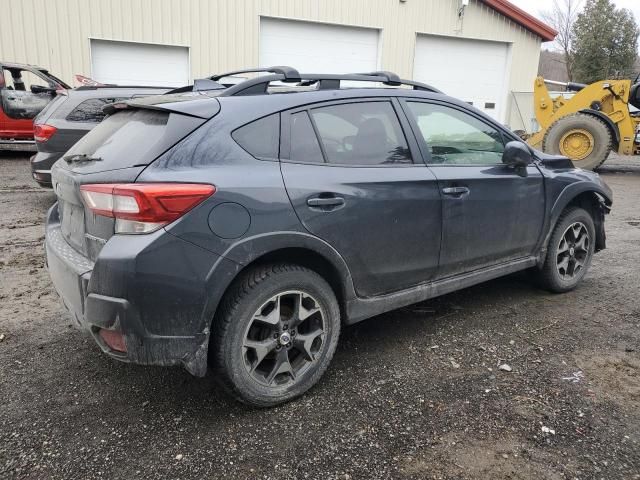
<box><xmin>30</xmin><ymin>85</ymin><xmax>168</xmax><ymax>186</ymax></box>
<box><xmin>44</xmin><ymin>68</ymin><xmax>612</xmax><ymax>407</ymax></box>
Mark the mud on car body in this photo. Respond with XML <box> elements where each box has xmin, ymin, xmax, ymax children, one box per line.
<box><xmin>45</xmin><ymin>68</ymin><xmax>612</xmax><ymax>406</ymax></box>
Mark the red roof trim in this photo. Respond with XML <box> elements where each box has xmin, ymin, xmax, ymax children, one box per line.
<box><xmin>481</xmin><ymin>0</ymin><xmax>558</xmax><ymax>41</ymax></box>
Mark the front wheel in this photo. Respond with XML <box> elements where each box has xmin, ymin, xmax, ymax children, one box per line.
<box><xmin>210</xmin><ymin>264</ymin><xmax>340</xmax><ymax>407</ymax></box>
<box><xmin>536</xmin><ymin>207</ymin><xmax>596</xmax><ymax>293</ymax></box>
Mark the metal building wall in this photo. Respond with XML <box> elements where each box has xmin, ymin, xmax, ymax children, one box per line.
<box><xmin>0</xmin><ymin>0</ymin><xmax>542</xmax><ymax>123</ymax></box>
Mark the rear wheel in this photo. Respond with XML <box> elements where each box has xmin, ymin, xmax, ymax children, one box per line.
<box><xmin>536</xmin><ymin>207</ymin><xmax>596</xmax><ymax>293</ymax></box>
<box><xmin>543</xmin><ymin>113</ymin><xmax>613</xmax><ymax>170</ymax></box>
<box><xmin>210</xmin><ymin>264</ymin><xmax>340</xmax><ymax>407</ymax></box>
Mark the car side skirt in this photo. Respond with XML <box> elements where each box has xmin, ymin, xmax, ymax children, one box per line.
<box><xmin>345</xmin><ymin>256</ymin><xmax>537</xmax><ymax>325</ymax></box>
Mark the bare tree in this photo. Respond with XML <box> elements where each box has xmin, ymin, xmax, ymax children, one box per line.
<box><xmin>541</xmin><ymin>0</ymin><xmax>583</xmax><ymax>81</ymax></box>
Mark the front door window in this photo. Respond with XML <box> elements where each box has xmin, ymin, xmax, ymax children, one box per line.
<box><xmin>1</xmin><ymin>68</ymin><xmax>52</xmax><ymax>120</ymax></box>
<box><xmin>406</xmin><ymin>101</ymin><xmax>505</xmax><ymax>165</ymax></box>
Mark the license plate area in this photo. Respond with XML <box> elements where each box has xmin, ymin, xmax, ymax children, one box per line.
<box><xmin>60</xmin><ymin>199</ymin><xmax>86</xmax><ymax>254</ymax></box>
<box><xmin>46</xmin><ymin>234</ymin><xmax>91</xmax><ymax>326</ymax></box>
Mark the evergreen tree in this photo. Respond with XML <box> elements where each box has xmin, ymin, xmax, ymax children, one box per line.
<box><xmin>572</xmin><ymin>0</ymin><xmax>639</xmax><ymax>83</ymax></box>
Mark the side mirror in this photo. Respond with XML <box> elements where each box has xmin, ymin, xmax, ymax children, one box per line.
<box><xmin>502</xmin><ymin>141</ymin><xmax>532</xmax><ymax>177</ymax></box>
<box><xmin>30</xmin><ymin>84</ymin><xmax>56</xmax><ymax>95</ymax></box>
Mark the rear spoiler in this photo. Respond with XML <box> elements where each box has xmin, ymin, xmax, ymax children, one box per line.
<box><xmin>102</xmin><ymin>92</ymin><xmax>221</xmax><ymax>119</ymax></box>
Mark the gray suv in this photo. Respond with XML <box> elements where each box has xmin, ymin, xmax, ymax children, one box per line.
<box><xmin>30</xmin><ymin>85</ymin><xmax>168</xmax><ymax>186</ymax></box>
<box><xmin>44</xmin><ymin>68</ymin><xmax>612</xmax><ymax>406</ymax></box>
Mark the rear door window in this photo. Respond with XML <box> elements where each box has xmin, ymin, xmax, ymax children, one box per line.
<box><xmin>232</xmin><ymin>114</ymin><xmax>280</xmax><ymax>160</ymax></box>
<box><xmin>309</xmin><ymin>101</ymin><xmax>412</xmax><ymax>166</ymax></box>
<box><xmin>66</xmin><ymin>97</ymin><xmax>127</xmax><ymax>123</ymax></box>
<box><xmin>289</xmin><ymin>111</ymin><xmax>324</xmax><ymax>163</ymax></box>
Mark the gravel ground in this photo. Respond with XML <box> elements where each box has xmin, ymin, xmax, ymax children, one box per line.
<box><xmin>0</xmin><ymin>152</ymin><xmax>639</xmax><ymax>480</ymax></box>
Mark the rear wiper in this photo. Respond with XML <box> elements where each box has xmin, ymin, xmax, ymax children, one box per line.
<box><xmin>63</xmin><ymin>154</ymin><xmax>103</xmax><ymax>164</ymax></box>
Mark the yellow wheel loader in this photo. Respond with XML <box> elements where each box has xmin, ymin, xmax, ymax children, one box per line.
<box><xmin>527</xmin><ymin>76</ymin><xmax>640</xmax><ymax>170</ymax></box>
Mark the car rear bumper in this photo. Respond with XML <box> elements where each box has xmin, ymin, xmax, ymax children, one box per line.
<box><xmin>31</xmin><ymin>151</ymin><xmax>62</xmax><ymax>186</ymax></box>
<box><xmin>0</xmin><ymin>138</ymin><xmax>37</xmax><ymax>152</ymax></box>
<box><xmin>45</xmin><ymin>218</ymin><xmax>93</xmax><ymax>328</ymax></box>
<box><xmin>44</xmin><ymin>202</ymin><xmax>234</xmax><ymax>376</ymax></box>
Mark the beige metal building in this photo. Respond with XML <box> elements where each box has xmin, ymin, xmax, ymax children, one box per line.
<box><xmin>0</xmin><ymin>0</ymin><xmax>555</xmax><ymax>127</ymax></box>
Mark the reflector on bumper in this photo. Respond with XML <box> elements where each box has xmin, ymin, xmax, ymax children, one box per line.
<box><xmin>98</xmin><ymin>328</ymin><xmax>127</xmax><ymax>353</ymax></box>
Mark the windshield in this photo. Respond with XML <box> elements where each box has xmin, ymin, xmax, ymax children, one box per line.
<box><xmin>41</xmin><ymin>71</ymin><xmax>71</xmax><ymax>89</ymax></box>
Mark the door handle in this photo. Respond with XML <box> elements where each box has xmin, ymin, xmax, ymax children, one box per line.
<box><xmin>442</xmin><ymin>186</ymin><xmax>470</xmax><ymax>197</ymax></box>
<box><xmin>307</xmin><ymin>196</ymin><xmax>345</xmax><ymax>209</ymax></box>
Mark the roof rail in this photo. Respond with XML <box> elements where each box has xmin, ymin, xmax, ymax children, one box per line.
<box><xmin>210</xmin><ymin>66</ymin><xmax>301</xmax><ymax>82</ymax></box>
<box><xmin>356</xmin><ymin>71</ymin><xmax>402</xmax><ymax>86</ymax></box>
<box><xmin>165</xmin><ymin>78</ymin><xmax>229</xmax><ymax>95</ymax></box>
<box><xmin>75</xmin><ymin>84</ymin><xmax>171</xmax><ymax>91</ymax></box>
<box><xmin>218</xmin><ymin>71</ymin><xmax>442</xmax><ymax>97</ymax></box>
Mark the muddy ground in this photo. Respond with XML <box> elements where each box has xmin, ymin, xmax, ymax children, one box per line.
<box><xmin>0</xmin><ymin>152</ymin><xmax>639</xmax><ymax>480</ymax></box>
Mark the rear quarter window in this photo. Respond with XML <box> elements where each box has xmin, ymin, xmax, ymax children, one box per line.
<box><xmin>232</xmin><ymin>114</ymin><xmax>280</xmax><ymax>160</ymax></box>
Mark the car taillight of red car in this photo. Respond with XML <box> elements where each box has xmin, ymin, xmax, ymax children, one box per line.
<box><xmin>33</xmin><ymin>124</ymin><xmax>57</xmax><ymax>142</ymax></box>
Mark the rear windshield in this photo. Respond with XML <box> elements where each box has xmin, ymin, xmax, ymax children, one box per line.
<box><xmin>66</xmin><ymin>97</ymin><xmax>127</xmax><ymax>123</ymax></box>
<box><xmin>64</xmin><ymin>109</ymin><xmax>170</xmax><ymax>169</ymax></box>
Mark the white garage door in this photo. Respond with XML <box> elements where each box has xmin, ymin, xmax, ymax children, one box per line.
<box><xmin>413</xmin><ymin>35</ymin><xmax>509</xmax><ymax>121</ymax></box>
<box><xmin>90</xmin><ymin>39</ymin><xmax>189</xmax><ymax>87</ymax></box>
<box><xmin>260</xmin><ymin>18</ymin><xmax>379</xmax><ymax>74</ymax></box>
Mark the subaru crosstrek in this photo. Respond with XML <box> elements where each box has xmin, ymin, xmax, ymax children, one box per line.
<box><xmin>45</xmin><ymin>68</ymin><xmax>612</xmax><ymax>406</ymax></box>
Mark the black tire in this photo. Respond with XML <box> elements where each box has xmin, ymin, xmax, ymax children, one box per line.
<box><xmin>210</xmin><ymin>264</ymin><xmax>340</xmax><ymax>407</ymax></box>
<box><xmin>543</xmin><ymin>113</ymin><xmax>612</xmax><ymax>170</ymax></box>
<box><xmin>536</xmin><ymin>207</ymin><xmax>596</xmax><ymax>293</ymax></box>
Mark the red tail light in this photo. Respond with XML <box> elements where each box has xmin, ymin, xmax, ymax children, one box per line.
<box><xmin>80</xmin><ymin>183</ymin><xmax>216</xmax><ymax>234</ymax></box>
<box><xmin>33</xmin><ymin>124</ymin><xmax>57</xmax><ymax>142</ymax></box>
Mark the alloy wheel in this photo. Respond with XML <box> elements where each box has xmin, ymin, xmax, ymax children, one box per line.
<box><xmin>243</xmin><ymin>291</ymin><xmax>325</xmax><ymax>386</ymax></box>
<box><xmin>556</xmin><ymin>221</ymin><xmax>590</xmax><ymax>280</ymax></box>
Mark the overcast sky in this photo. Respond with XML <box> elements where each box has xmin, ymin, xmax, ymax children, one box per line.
<box><xmin>508</xmin><ymin>0</ymin><xmax>640</xmax><ymax>51</ymax></box>
<box><xmin>509</xmin><ymin>0</ymin><xmax>640</xmax><ymax>24</ymax></box>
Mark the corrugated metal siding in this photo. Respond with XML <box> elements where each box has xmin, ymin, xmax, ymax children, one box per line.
<box><xmin>0</xmin><ymin>0</ymin><xmax>542</xmax><ymax>123</ymax></box>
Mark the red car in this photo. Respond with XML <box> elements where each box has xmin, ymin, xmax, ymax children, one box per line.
<box><xmin>0</xmin><ymin>62</ymin><xmax>69</xmax><ymax>151</ymax></box>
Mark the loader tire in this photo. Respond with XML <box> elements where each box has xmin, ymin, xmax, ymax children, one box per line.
<box><xmin>542</xmin><ymin>113</ymin><xmax>613</xmax><ymax>171</ymax></box>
